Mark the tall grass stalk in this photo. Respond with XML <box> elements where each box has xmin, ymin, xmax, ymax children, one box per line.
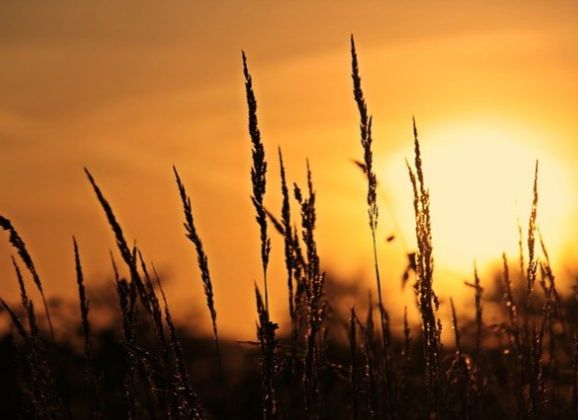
<box><xmin>242</xmin><ymin>52</ymin><xmax>282</xmax><ymax>420</ymax></box>
<box><xmin>350</xmin><ymin>35</ymin><xmax>395</xmax><ymax>418</ymax></box>
<box><xmin>242</xmin><ymin>51</ymin><xmax>271</xmax><ymax>313</ymax></box>
<box><xmin>406</xmin><ymin>117</ymin><xmax>442</xmax><ymax>417</ymax></box>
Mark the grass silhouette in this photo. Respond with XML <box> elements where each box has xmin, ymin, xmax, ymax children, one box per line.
<box><xmin>0</xmin><ymin>38</ymin><xmax>577</xmax><ymax>420</ymax></box>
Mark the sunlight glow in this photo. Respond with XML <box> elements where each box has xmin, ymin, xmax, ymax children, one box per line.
<box><xmin>381</xmin><ymin>120</ymin><xmax>575</xmax><ymax>279</ymax></box>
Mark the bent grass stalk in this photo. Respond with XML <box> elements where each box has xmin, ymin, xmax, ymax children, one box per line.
<box><xmin>0</xmin><ymin>216</ymin><xmax>55</xmax><ymax>342</ymax></box>
<box><xmin>173</xmin><ymin>165</ymin><xmax>226</xmax><ymax>406</ymax></box>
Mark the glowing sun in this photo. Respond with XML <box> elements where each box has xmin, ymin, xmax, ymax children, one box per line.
<box><xmin>380</xmin><ymin>120</ymin><xmax>575</xmax><ymax>279</ymax></box>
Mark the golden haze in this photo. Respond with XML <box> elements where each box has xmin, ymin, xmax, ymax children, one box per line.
<box><xmin>1</xmin><ymin>1</ymin><xmax>578</xmax><ymax>340</ymax></box>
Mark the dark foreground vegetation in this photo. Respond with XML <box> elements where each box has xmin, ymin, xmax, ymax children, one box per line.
<box><xmin>1</xmin><ymin>37</ymin><xmax>578</xmax><ymax>419</ymax></box>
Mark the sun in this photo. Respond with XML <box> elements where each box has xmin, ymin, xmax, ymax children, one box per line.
<box><xmin>380</xmin><ymin>119</ymin><xmax>575</xmax><ymax>283</ymax></box>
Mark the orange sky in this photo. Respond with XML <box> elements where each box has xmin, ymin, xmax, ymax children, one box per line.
<box><xmin>1</xmin><ymin>1</ymin><xmax>578</xmax><ymax>340</ymax></box>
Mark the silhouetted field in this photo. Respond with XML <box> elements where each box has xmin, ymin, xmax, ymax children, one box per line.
<box><xmin>1</xmin><ymin>37</ymin><xmax>577</xmax><ymax>419</ymax></box>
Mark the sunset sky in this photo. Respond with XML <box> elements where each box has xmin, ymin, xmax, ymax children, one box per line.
<box><xmin>1</xmin><ymin>1</ymin><xmax>578</xmax><ymax>340</ymax></box>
